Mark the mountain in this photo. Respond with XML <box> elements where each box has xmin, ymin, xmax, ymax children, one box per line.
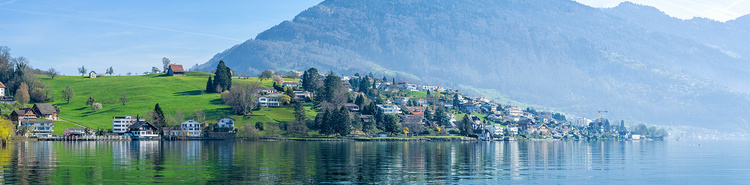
<box><xmin>198</xmin><ymin>0</ymin><xmax>750</xmax><ymax>130</ymax></box>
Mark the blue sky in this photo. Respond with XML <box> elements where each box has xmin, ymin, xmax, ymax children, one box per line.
<box><xmin>0</xmin><ymin>0</ymin><xmax>747</xmax><ymax>76</ymax></box>
<box><xmin>0</xmin><ymin>0</ymin><xmax>323</xmax><ymax>75</ymax></box>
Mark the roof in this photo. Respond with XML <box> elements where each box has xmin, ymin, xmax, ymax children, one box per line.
<box><xmin>21</xmin><ymin>119</ymin><xmax>53</xmax><ymax>124</ymax></box>
<box><xmin>518</xmin><ymin>119</ymin><xmax>535</xmax><ymax>125</ymax></box>
<box><xmin>169</xmin><ymin>64</ymin><xmax>185</xmax><ymax>73</ymax></box>
<box><xmin>0</xmin><ymin>81</ymin><xmax>4</xmax><ymax>88</ymax></box>
<box><xmin>34</xmin><ymin>103</ymin><xmax>57</xmax><ymax>115</ymax></box>
<box><xmin>219</xmin><ymin>116</ymin><xmax>235</xmax><ymax>121</ymax></box>
<box><xmin>128</xmin><ymin>121</ymin><xmax>158</xmax><ymax>130</ymax></box>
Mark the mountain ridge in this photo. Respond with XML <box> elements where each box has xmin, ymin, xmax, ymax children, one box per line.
<box><xmin>197</xmin><ymin>0</ymin><xmax>750</xmax><ymax>130</ymax></box>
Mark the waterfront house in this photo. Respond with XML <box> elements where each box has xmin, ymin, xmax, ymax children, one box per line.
<box><xmin>11</xmin><ymin>108</ymin><xmax>36</xmax><ymax>123</ymax></box>
<box><xmin>32</xmin><ymin>103</ymin><xmax>58</xmax><ymax>120</ymax></box>
<box><xmin>507</xmin><ymin>126</ymin><xmax>519</xmax><ymax>135</ymax></box>
<box><xmin>360</xmin><ymin>115</ymin><xmax>373</xmax><ymax>124</ymax></box>
<box><xmin>0</xmin><ymin>81</ymin><xmax>5</xmax><ymax>96</ymax></box>
<box><xmin>19</xmin><ymin>119</ymin><xmax>54</xmax><ymax>138</ymax></box>
<box><xmin>181</xmin><ymin>119</ymin><xmax>202</xmax><ymax>137</ymax></box>
<box><xmin>167</xmin><ymin>64</ymin><xmax>186</xmax><ymax>76</ymax></box>
<box><xmin>377</xmin><ymin>104</ymin><xmax>401</xmax><ymax>114</ymax></box>
<box><xmin>486</xmin><ymin>125</ymin><xmax>504</xmax><ymax>135</ymax></box>
<box><xmin>256</xmin><ymin>93</ymin><xmax>282</xmax><ymax>107</ymax></box>
<box><xmin>89</xmin><ymin>71</ymin><xmax>97</xmax><ymax>78</ymax></box>
<box><xmin>216</xmin><ymin>117</ymin><xmax>235</xmax><ymax>132</ymax></box>
<box><xmin>161</xmin><ymin>127</ymin><xmax>181</xmax><ymax>137</ymax></box>
<box><xmin>64</xmin><ymin>128</ymin><xmax>92</xmax><ymax>137</ymax></box>
<box><xmin>112</xmin><ymin>115</ymin><xmax>145</xmax><ymax>135</ymax></box>
<box><xmin>518</xmin><ymin>119</ymin><xmax>535</xmax><ymax>131</ymax></box>
<box><xmin>126</xmin><ymin>121</ymin><xmax>160</xmax><ymax>140</ymax></box>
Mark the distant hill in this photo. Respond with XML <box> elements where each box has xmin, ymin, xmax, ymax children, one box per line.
<box><xmin>197</xmin><ymin>0</ymin><xmax>750</xmax><ymax>130</ymax></box>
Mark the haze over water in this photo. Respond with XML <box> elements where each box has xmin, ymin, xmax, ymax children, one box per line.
<box><xmin>0</xmin><ymin>140</ymin><xmax>747</xmax><ymax>184</ymax></box>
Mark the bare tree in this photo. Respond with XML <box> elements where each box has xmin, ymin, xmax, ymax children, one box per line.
<box><xmin>194</xmin><ymin>110</ymin><xmax>206</xmax><ymax>123</ymax></box>
<box><xmin>258</xmin><ymin>70</ymin><xmax>275</xmax><ymax>81</ymax></box>
<box><xmin>77</xmin><ymin>66</ymin><xmax>87</xmax><ymax>76</ymax></box>
<box><xmin>221</xmin><ymin>82</ymin><xmax>261</xmax><ymax>115</ymax></box>
<box><xmin>48</xmin><ymin>68</ymin><xmax>59</xmax><ymax>79</ymax></box>
<box><xmin>119</xmin><ymin>93</ymin><xmax>129</xmax><ymax>105</ymax></box>
<box><xmin>162</xmin><ymin>57</ymin><xmax>171</xmax><ymax>72</ymax></box>
<box><xmin>15</xmin><ymin>82</ymin><xmax>29</xmax><ymax>105</ymax></box>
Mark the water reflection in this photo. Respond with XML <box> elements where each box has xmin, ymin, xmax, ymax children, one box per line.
<box><xmin>0</xmin><ymin>140</ymin><xmax>746</xmax><ymax>184</ymax></box>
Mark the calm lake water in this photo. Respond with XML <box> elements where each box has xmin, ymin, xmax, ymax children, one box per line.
<box><xmin>0</xmin><ymin>140</ymin><xmax>748</xmax><ymax>184</ymax></box>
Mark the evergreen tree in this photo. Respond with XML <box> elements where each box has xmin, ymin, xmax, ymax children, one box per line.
<box><xmin>355</xmin><ymin>94</ymin><xmax>365</xmax><ymax>109</ymax></box>
<box><xmin>320</xmin><ymin>109</ymin><xmax>335</xmax><ymax>136</ymax></box>
<box><xmin>212</xmin><ymin>60</ymin><xmax>232</xmax><ymax>92</ymax></box>
<box><xmin>302</xmin><ymin>68</ymin><xmax>320</xmax><ymax>92</ymax></box>
<box><xmin>336</xmin><ymin>106</ymin><xmax>352</xmax><ymax>136</ymax></box>
<box><xmin>424</xmin><ymin>108</ymin><xmax>433</xmax><ymax>123</ymax></box>
<box><xmin>205</xmin><ymin>76</ymin><xmax>213</xmax><ymax>93</ymax></box>
<box><xmin>153</xmin><ymin>103</ymin><xmax>166</xmax><ymax>127</ymax></box>
<box><xmin>382</xmin><ymin>76</ymin><xmax>387</xmax><ymax>82</ymax></box>
<box><xmin>359</xmin><ymin>76</ymin><xmax>370</xmax><ymax>94</ymax></box>
<box><xmin>384</xmin><ymin>114</ymin><xmax>399</xmax><ymax>134</ymax></box>
<box><xmin>459</xmin><ymin>114</ymin><xmax>472</xmax><ymax>136</ymax></box>
<box><xmin>294</xmin><ymin>102</ymin><xmax>306</xmax><ymax>122</ymax></box>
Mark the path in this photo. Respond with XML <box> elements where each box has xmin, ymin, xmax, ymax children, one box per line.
<box><xmin>57</xmin><ymin>119</ymin><xmax>89</xmax><ymax>129</ymax></box>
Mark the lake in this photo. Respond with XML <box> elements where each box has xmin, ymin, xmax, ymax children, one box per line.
<box><xmin>0</xmin><ymin>140</ymin><xmax>748</xmax><ymax>184</ymax></box>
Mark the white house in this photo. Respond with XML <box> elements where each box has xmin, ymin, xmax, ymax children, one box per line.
<box><xmin>89</xmin><ymin>71</ymin><xmax>97</xmax><ymax>78</ymax></box>
<box><xmin>256</xmin><ymin>93</ymin><xmax>282</xmax><ymax>107</ymax></box>
<box><xmin>281</xmin><ymin>81</ymin><xmax>299</xmax><ymax>88</ymax></box>
<box><xmin>486</xmin><ymin>125</ymin><xmax>504</xmax><ymax>135</ymax></box>
<box><xmin>217</xmin><ymin>117</ymin><xmax>235</xmax><ymax>131</ymax></box>
<box><xmin>180</xmin><ymin>120</ymin><xmax>202</xmax><ymax>137</ymax></box>
<box><xmin>377</xmin><ymin>104</ymin><xmax>401</xmax><ymax>114</ymax></box>
<box><xmin>258</xmin><ymin>87</ymin><xmax>277</xmax><ymax>94</ymax></box>
<box><xmin>0</xmin><ymin>81</ymin><xmax>5</xmax><ymax>96</ymax></box>
<box><xmin>112</xmin><ymin>115</ymin><xmax>145</xmax><ymax>135</ymax></box>
<box><xmin>19</xmin><ymin>119</ymin><xmax>54</xmax><ymax>138</ymax></box>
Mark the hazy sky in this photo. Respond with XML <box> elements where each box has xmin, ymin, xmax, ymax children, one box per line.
<box><xmin>0</xmin><ymin>0</ymin><xmax>748</xmax><ymax>75</ymax></box>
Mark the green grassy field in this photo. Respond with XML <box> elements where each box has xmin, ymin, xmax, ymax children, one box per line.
<box><xmin>409</xmin><ymin>91</ymin><xmax>427</xmax><ymax>98</ymax></box>
<box><xmin>41</xmin><ymin>72</ymin><xmax>309</xmax><ymax>133</ymax></box>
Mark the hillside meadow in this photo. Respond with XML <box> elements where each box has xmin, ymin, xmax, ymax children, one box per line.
<box><xmin>40</xmin><ymin>72</ymin><xmax>315</xmax><ymax>133</ymax></box>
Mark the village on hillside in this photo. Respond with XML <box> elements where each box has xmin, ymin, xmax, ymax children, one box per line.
<box><xmin>0</xmin><ymin>60</ymin><xmax>667</xmax><ymax>142</ymax></box>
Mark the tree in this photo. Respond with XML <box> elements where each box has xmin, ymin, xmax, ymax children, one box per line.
<box><xmin>119</xmin><ymin>93</ymin><xmax>129</xmax><ymax>106</ymax></box>
<box><xmin>355</xmin><ymin>94</ymin><xmax>366</xmax><ymax>109</ymax></box>
<box><xmin>152</xmin><ymin>103</ymin><xmax>166</xmax><ymax>128</ymax></box>
<box><xmin>434</xmin><ymin>107</ymin><xmax>449</xmax><ymax>126</ymax></box>
<box><xmin>48</xmin><ymin>68</ymin><xmax>59</xmax><ymax>79</ymax></box>
<box><xmin>194</xmin><ymin>110</ymin><xmax>206</xmax><ymax>123</ymax></box>
<box><xmin>221</xmin><ymin>82</ymin><xmax>260</xmax><ymax>115</ymax></box>
<box><xmin>255</xmin><ymin>121</ymin><xmax>264</xmax><ymax>131</ymax></box>
<box><xmin>335</xmin><ymin>106</ymin><xmax>352</xmax><ymax>136</ymax></box>
<box><xmin>152</xmin><ymin>67</ymin><xmax>159</xmax><ymax>73</ymax></box>
<box><xmin>205</xmin><ymin>76</ymin><xmax>214</xmax><ymax>93</ymax></box>
<box><xmin>285</xmin><ymin>86</ymin><xmax>295</xmax><ymax>99</ymax></box>
<box><xmin>14</xmin><ymin>82</ymin><xmax>29</xmax><ymax>105</ymax></box>
<box><xmin>319</xmin><ymin>109</ymin><xmax>335</xmax><ymax>136</ymax></box>
<box><xmin>293</xmin><ymin>102</ymin><xmax>306</xmax><ymax>122</ymax></box>
<box><xmin>106</xmin><ymin>66</ymin><xmax>114</xmax><ymax>76</ymax></box>
<box><xmin>259</xmin><ymin>70</ymin><xmax>275</xmax><ymax>81</ymax></box>
<box><xmin>78</xmin><ymin>65</ymin><xmax>87</xmax><ymax>76</ymax></box>
<box><xmin>287</xmin><ymin>120</ymin><xmax>309</xmax><ymax>137</ymax></box>
<box><xmin>30</xmin><ymin>87</ymin><xmax>50</xmax><ymax>103</ymax></box>
<box><xmin>272</xmin><ymin>74</ymin><xmax>283</xmax><ymax>83</ymax></box>
<box><xmin>459</xmin><ymin>115</ymin><xmax>472</xmax><ymax>136</ymax></box>
<box><xmin>284</xmin><ymin>71</ymin><xmax>299</xmax><ymax>79</ymax></box>
<box><xmin>175</xmin><ymin>109</ymin><xmax>184</xmax><ymax>123</ymax></box>
<box><xmin>280</xmin><ymin>95</ymin><xmax>291</xmax><ymax>105</ymax></box>
<box><xmin>86</xmin><ymin>96</ymin><xmax>96</xmax><ymax>105</ymax></box>
<box><xmin>61</xmin><ymin>85</ymin><xmax>75</xmax><ymax>104</ymax></box>
<box><xmin>162</xmin><ymin>57</ymin><xmax>171</xmax><ymax>72</ymax></box>
<box><xmin>91</xmin><ymin>103</ymin><xmax>102</xmax><ymax>112</ymax></box>
<box><xmin>384</xmin><ymin>114</ymin><xmax>400</xmax><ymax>134</ymax></box>
<box><xmin>212</xmin><ymin>60</ymin><xmax>232</xmax><ymax>92</ymax></box>
<box><xmin>302</xmin><ymin>68</ymin><xmax>321</xmax><ymax>92</ymax></box>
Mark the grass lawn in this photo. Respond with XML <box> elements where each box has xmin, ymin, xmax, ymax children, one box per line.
<box><xmin>53</xmin><ymin>121</ymin><xmax>83</xmax><ymax>136</ymax></box>
<box><xmin>408</xmin><ymin>91</ymin><xmax>428</xmax><ymax>98</ymax></box>
<box><xmin>41</xmin><ymin>72</ymin><xmax>311</xmax><ymax>130</ymax></box>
